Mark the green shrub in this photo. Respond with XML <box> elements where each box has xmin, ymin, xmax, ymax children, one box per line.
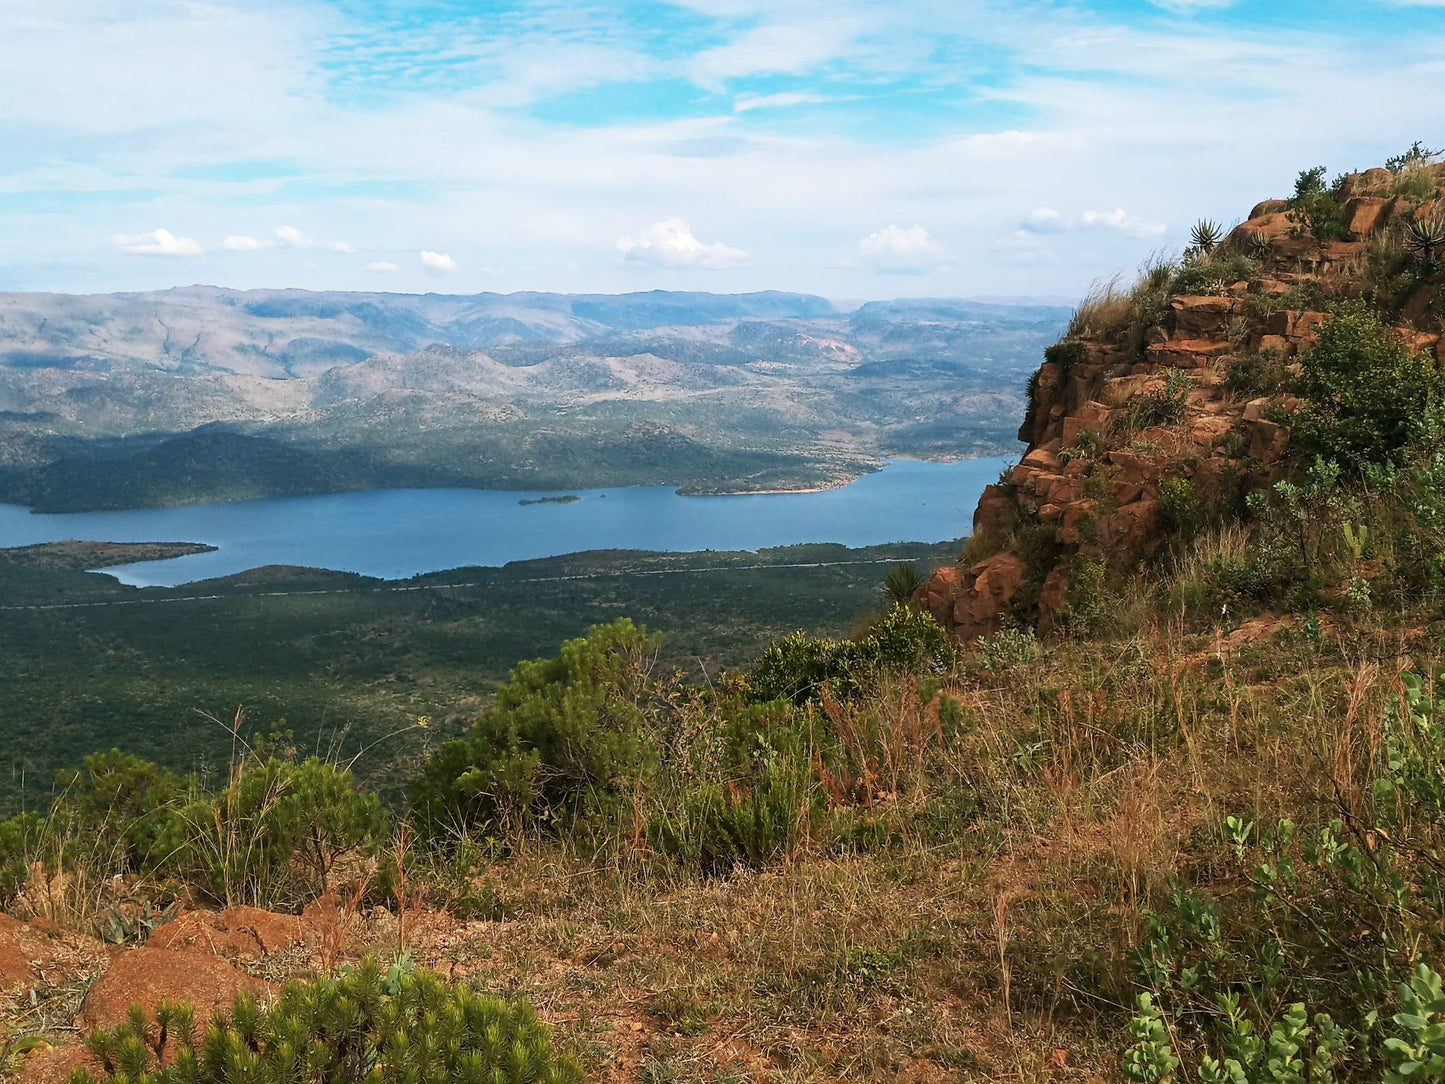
<box><xmin>153</xmin><ymin>754</ymin><xmax>384</xmax><ymax>908</ymax></box>
<box><xmin>1287</xmin><ymin>166</ymin><xmax>1352</xmax><ymax>242</ymax></box>
<box><xmin>1225</xmin><ymin>348</ymin><xmax>1289</xmax><ymax>396</ymax></box>
<box><xmin>1130</xmin><ymin>368</ymin><xmax>1192</xmax><ymax>429</ymax></box>
<box><xmin>0</xmin><ymin>812</ymin><xmax>41</xmax><ymax>907</ymax></box>
<box><xmin>1157</xmin><ymin>476</ymin><xmax>1208</xmax><ymax>540</ymax></box>
<box><xmin>74</xmin><ymin>957</ymin><xmax>583</xmax><ymax>1084</ymax></box>
<box><xmin>748</xmin><ymin>605</ymin><xmax>951</xmax><ymax>705</ymax></box>
<box><xmin>975</xmin><ymin>627</ymin><xmax>1037</xmax><ymax>671</ymax></box>
<box><xmin>411</xmin><ymin>619</ymin><xmax>658</xmax><ymax>839</ymax></box>
<box><xmin>1044</xmin><ymin>339</ymin><xmax>1085</xmax><ymax>373</ymax></box>
<box><xmin>1294</xmin><ymin>304</ymin><xmax>1443</xmax><ymax>467</ymax></box>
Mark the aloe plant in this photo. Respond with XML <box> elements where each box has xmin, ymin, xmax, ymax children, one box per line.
<box><xmin>1404</xmin><ymin>218</ymin><xmax>1445</xmax><ymax>266</ymax></box>
<box><xmin>1191</xmin><ymin>218</ymin><xmax>1224</xmax><ymax>253</ymax></box>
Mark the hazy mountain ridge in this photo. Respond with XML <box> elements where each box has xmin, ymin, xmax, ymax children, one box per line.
<box><xmin>0</xmin><ymin>288</ymin><xmax>1068</xmax><ymax>510</ymax></box>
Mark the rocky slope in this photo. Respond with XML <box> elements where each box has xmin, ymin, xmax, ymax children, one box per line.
<box><xmin>918</xmin><ymin>163</ymin><xmax>1445</xmax><ymax>638</ymax></box>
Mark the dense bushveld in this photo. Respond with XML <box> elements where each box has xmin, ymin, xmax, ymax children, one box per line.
<box><xmin>5</xmin><ymin>150</ymin><xmax>1445</xmax><ymax>1081</ymax></box>
<box><xmin>0</xmin><ymin>540</ymin><xmax>961</xmax><ymax>815</ymax></box>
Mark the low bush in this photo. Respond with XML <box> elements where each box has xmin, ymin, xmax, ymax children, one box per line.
<box><xmin>1287</xmin><ymin>165</ymin><xmax>1352</xmax><ymax>242</ymax></box>
<box><xmin>1294</xmin><ymin>304</ymin><xmax>1442</xmax><ymax>467</ymax></box>
<box><xmin>0</xmin><ymin>743</ymin><xmax>383</xmax><ymax>915</ymax></box>
<box><xmin>410</xmin><ymin>619</ymin><xmax>658</xmax><ymax>840</ymax></box>
<box><xmin>74</xmin><ymin>957</ymin><xmax>583</xmax><ymax>1084</ymax></box>
<box><xmin>748</xmin><ymin>605</ymin><xmax>952</xmax><ymax>704</ymax></box>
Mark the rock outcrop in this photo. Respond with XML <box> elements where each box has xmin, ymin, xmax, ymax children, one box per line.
<box><xmin>919</xmin><ymin>164</ymin><xmax>1445</xmax><ymax>639</ymax></box>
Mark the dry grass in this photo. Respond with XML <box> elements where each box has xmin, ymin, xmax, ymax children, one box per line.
<box><xmin>3</xmin><ymin>609</ymin><xmax>1430</xmax><ymax>1082</ymax></box>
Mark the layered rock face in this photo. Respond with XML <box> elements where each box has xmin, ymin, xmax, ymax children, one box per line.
<box><xmin>918</xmin><ymin>164</ymin><xmax>1445</xmax><ymax>639</ymax></box>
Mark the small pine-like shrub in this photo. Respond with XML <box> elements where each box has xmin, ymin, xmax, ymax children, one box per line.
<box><xmin>410</xmin><ymin>619</ymin><xmax>658</xmax><ymax>838</ymax></box>
<box><xmin>74</xmin><ymin>957</ymin><xmax>584</xmax><ymax>1084</ymax></box>
<box><xmin>152</xmin><ymin>754</ymin><xmax>384</xmax><ymax>908</ymax></box>
<box><xmin>1294</xmin><ymin>304</ymin><xmax>1443</xmax><ymax>467</ymax></box>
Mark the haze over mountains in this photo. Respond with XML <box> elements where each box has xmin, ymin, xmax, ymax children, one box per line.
<box><xmin>0</xmin><ymin>288</ymin><xmax>1067</xmax><ymax>511</ymax></box>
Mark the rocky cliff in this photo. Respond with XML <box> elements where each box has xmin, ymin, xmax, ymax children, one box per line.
<box><xmin>918</xmin><ymin>162</ymin><xmax>1445</xmax><ymax>638</ymax></box>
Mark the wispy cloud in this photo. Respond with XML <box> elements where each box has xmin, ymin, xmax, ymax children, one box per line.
<box><xmin>420</xmin><ymin>249</ymin><xmax>457</xmax><ymax>271</ymax></box>
<box><xmin>3</xmin><ymin>0</ymin><xmax>1443</xmax><ymax>295</ymax></box>
<box><xmin>366</xmin><ymin>260</ymin><xmax>399</xmax><ymax>272</ymax></box>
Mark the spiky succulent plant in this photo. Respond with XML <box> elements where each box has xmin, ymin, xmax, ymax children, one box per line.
<box><xmin>1404</xmin><ymin>217</ymin><xmax>1445</xmax><ymax>266</ymax></box>
<box><xmin>1190</xmin><ymin>219</ymin><xmax>1224</xmax><ymax>253</ymax></box>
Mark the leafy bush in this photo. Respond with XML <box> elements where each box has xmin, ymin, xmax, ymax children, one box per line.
<box><xmin>74</xmin><ymin>957</ymin><xmax>583</xmax><ymax>1084</ymax></box>
<box><xmin>410</xmin><ymin>619</ymin><xmax>658</xmax><ymax>839</ymax></box>
<box><xmin>1294</xmin><ymin>304</ymin><xmax>1443</xmax><ymax>467</ymax></box>
<box><xmin>1287</xmin><ymin>166</ymin><xmax>1352</xmax><ymax>242</ymax></box>
<box><xmin>748</xmin><ymin>605</ymin><xmax>951</xmax><ymax>705</ymax></box>
<box><xmin>1225</xmin><ymin>348</ymin><xmax>1289</xmax><ymax>396</ymax></box>
<box><xmin>1122</xmin><ymin>658</ymin><xmax>1445</xmax><ymax>1080</ymax></box>
<box><xmin>1157</xmin><ymin>476</ymin><xmax>1209</xmax><ymax>541</ymax></box>
<box><xmin>975</xmin><ymin>627</ymin><xmax>1038</xmax><ymax>671</ymax></box>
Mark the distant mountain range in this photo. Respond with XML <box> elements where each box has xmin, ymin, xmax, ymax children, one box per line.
<box><xmin>0</xmin><ymin>288</ymin><xmax>1070</xmax><ymax>511</ymax></box>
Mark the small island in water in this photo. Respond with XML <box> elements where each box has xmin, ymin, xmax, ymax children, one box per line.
<box><xmin>518</xmin><ymin>494</ymin><xmax>582</xmax><ymax>506</ymax></box>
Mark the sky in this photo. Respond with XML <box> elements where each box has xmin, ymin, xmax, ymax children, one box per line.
<box><xmin>1</xmin><ymin>0</ymin><xmax>1443</xmax><ymax>301</ymax></box>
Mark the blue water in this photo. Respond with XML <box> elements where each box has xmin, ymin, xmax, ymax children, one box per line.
<box><xmin>0</xmin><ymin>457</ymin><xmax>1010</xmax><ymax>587</ymax></box>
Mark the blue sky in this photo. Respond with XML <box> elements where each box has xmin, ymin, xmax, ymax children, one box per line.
<box><xmin>1</xmin><ymin>0</ymin><xmax>1442</xmax><ymax>299</ymax></box>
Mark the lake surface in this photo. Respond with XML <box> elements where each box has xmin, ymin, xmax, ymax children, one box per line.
<box><xmin>0</xmin><ymin>457</ymin><xmax>1011</xmax><ymax>587</ymax></box>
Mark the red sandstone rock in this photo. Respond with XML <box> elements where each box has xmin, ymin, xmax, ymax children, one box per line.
<box><xmin>77</xmin><ymin>947</ymin><xmax>268</xmax><ymax>1033</ymax></box>
<box><xmin>147</xmin><ymin>906</ymin><xmax>308</xmax><ymax>963</ymax></box>
<box><xmin>952</xmin><ymin>552</ymin><xmax>1027</xmax><ymax>633</ymax></box>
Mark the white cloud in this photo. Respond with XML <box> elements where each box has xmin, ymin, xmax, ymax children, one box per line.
<box><xmin>365</xmin><ymin>260</ymin><xmax>400</xmax><ymax>272</ymax></box>
<box><xmin>616</xmin><ymin>218</ymin><xmax>747</xmax><ymax>269</ymax></box>
<box><xmin>733</xmin><ymin>91</ymin><xmax>830</xmax><ymax>112</ymax></box>
<box><xmin>1080</xmin><ymin>207</ymin><xmax>1167</xmax><ymax>239</ymax></box>
<box><xmin>222</xmin><ymin>234</ymin><xmax>269</xmax><ymax>252</ymax></box>
<box><xmin>857</xmin><ymin>224</ymin><xmax>945</xmax><ymax>274</ymax></box>
<box><xmin>420</xmin><ymin>249</ymin><xmax>457</xmax><ymax>271</ymax></box>
<box><xmin>332</xmin><ymin>241</ymin><xmax>356</xmax><ymax>253</ymax></box>
<box><xmin>113</xmin><ymin>227</ymin><xmax>202</xmax><ymax>256</ymax></box>
<box><xmin>1020</xmin><ymin>207</ymin><xmax>1065</xmax><ymax>233</ymax></box>
<box><xmin>275</xmin><ymin>225</ymin><xmax>308</xmax><ymax>248</ymax></box>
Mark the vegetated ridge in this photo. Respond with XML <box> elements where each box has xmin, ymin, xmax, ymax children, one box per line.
<box><xmin>0</xmin><ymin>290</ymin><xmax>1064</xmax><ymax>511</ymax></box>
<box><xmin>919</xmin><ymin>156</ymin><xmax>1445</xmax><ymax>639</ymax></box>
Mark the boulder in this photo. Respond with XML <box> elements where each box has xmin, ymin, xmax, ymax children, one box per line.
<box><xmin>147</xmin><ymin>906</ymin><xmax>308</xmax><ymax>963</ymax></box>
<box><xmin>1247</xmin><ymin>418</ymin><xmax>1291</xmax><ymax>461</ymax></box>
<box><xmin>1169</xmin><ymin>295</ymin><xmax>1242</xmax><ymax>337</ymax></box>
<box><xmin>952</xmin><ymin>552</ymin><xmax>1027</xmax><ymax>632</ymax></box>
<box><xmin>1346</xmin><ymin>196</ymin><xmax>1392</xmax><ymax>237</ymax></box>
<box><xmin>914</xmin><ymin>564</ymin><xmax>960</xmax><ymax>627</ymax></box>
<box><xmin>77</xmin><ymin>947</ymin><xmax>268</xmax><ymax>1034</ymax></box>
